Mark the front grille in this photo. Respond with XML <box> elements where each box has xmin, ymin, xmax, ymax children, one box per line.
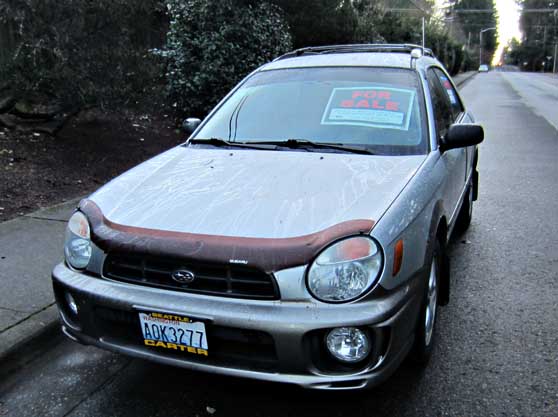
<box><xmin>94</xmin><ymin>306</ymin><xmax>279</xmax><ymax>371</ymax></box>
<box><xmin>103</xmin><ymin>254</ymin><xmax>280</xmax><ymax>300</ymax></box>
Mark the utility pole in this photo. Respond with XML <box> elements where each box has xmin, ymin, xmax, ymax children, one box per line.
<box><xmin>554</xmin><ymin>42</ymin><xmax>557</xmax><ymax>73</ymax></box>
<box><xmin>422</xmin><ymin>17</ymin><xmax>426</xmax><ymax>49</ymax></box>
<box><xmin>479</xmin><ymin>27</ymin><xmax>496</xmax><ymax>66</ymax></box>
<box><xmin>554</xmin><ymin>10</ymin><xmax>557</xmax><ymax>73</ymax></box>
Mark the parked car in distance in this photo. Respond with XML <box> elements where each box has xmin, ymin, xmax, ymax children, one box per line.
<box><xmin>478</xmin><ymin>64</ymin><xmax>489</xmax><ymax>72</ymax></box>
<box><xmin>53</xmin><ymin>44</ymin><xmax>484</xmax><ymax>390</ymax></box>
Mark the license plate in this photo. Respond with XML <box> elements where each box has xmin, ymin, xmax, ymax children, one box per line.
<box><xmin>139</xmin><ymin>311</ymin><xmax>208</xmax><ymax>356</ymax></box>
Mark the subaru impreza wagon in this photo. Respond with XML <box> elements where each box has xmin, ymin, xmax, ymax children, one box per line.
<box><xmin>52</xmin><ymin>44</ymin><xmax>483</xmax><ymax>390</ymax></box>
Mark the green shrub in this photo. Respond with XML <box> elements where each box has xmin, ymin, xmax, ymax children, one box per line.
<box><xmin>0</xmin><ymin>0</ymin><xmax>165</xmax><ymax>109</ymax></box>
<box><xmin>272</xmin><ymin>0</ymin><xmax>360</xmax><ymax>48</ymax></box>
<box><xmin>161</xmin><ymin>0</ymin><xmax>292</xmax><ymax>117</ymax></box>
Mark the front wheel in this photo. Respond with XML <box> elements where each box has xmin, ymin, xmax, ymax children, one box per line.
<box><xmin>409</xmin><ymin>240</ymin><xmax>441</xmax><ymax>365</ymax></box>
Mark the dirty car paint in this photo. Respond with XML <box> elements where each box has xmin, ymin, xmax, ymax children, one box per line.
<box><xmin>90</xmin><ymin>147</ymin><xmax>426</xmax><ymax>239</ymax></box>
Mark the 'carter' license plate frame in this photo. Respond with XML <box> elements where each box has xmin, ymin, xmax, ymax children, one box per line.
<box><xmin>138</xmin><ymin>311</ymin><xmax>209</xmax><ymax>356</ymax></box>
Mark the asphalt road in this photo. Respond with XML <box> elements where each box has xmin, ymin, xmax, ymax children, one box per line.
<box><xmin>499</xmin><ymin>72</ymin><xmax>558</xmax><ymax>130</ymax></box>
<box><xmin>1</xmin><ymin>72</ymin><xmax>557</xmax><ymax>417</ymax></box>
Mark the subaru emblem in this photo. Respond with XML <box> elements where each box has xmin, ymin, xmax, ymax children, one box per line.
<box><xmin>171</xmin><ymin>269</ymin><xmax>195</xmax><ymax>284</ymax></box>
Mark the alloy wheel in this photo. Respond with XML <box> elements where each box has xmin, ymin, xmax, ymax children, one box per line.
<box><xmin>424</xmin><ymin>257</ymin><xmax>438</xmax><ymax>346</ymax></box>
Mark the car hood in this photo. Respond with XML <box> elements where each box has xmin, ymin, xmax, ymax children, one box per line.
<box><xmin>90</xmin><ymin>146</ymin><xmax>425</xmax><ymax>239</ymax></box>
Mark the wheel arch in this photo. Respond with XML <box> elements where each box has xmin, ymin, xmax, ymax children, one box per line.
<box><xmin>473</xmin><ymin>147</ymin><xmax>480</xmax><ymax>201</ymax></box>
<box><xmin>426</xmin><ymin>201</ymin><xmax>450</xmax><ymax>306</ymax></box>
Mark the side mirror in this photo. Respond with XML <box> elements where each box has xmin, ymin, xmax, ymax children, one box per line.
<box><xmin>182</xmin><ymin>117</ymin><xmax>201</xmax><ymax>135</ymax></box>
<box><xmin>441</xmin><ymin>123</ymin><xmax>484</xmax><ymax>151</ymax></box>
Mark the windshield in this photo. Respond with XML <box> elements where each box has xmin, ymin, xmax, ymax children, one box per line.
<box><xmin>194</xmin><ymin>67</ymin><xmax>428</xmax><ymax>155</ymax></box>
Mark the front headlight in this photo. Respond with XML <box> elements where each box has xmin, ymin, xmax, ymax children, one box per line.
<box><xmin>64</xmin><ymin>211</ymin><xmax>92</xmax><ymax>269</ymax></box>
<box><xmin>307</xmin><ymin>236</ymin><xmax>383</xmax><ymax>303</ymax></box>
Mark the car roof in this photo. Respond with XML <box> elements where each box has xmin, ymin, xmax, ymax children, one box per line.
<box><xmin>261</xmin><ymin>44</ymin><xmax>441</xmax><ymax>73</ymax></box>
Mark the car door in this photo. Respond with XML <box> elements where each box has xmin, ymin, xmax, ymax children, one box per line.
<box><xmin>426</xmin><ymin>67</ymin><xmax>467</xmax><ymax>223</ymax></box>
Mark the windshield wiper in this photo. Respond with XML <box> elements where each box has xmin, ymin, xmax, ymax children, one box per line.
<box><xmin>189</xmin><ymin>138</ymin><xmax>278</xmax><ymax>150</ymax></box>
<box><xmin>189</xmin><ymin>138</ymin><xmax>374</xmax><ymax>154</ymax></box>
<box><xmin>250</xmin><ymin>139</ymin><xmax>375</xmax><ymax>155</ymax></box>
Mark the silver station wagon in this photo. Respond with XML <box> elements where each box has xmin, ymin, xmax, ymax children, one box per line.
<box><xmin>52</xmin><ymin>44</ymin><xmax>484</xmax><ymax>390</ymax></box>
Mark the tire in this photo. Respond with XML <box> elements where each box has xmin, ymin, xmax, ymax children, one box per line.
<box><xmin>455</xmin><ymin>183</ymin><xmax>473</xmax><ymax>234</ymax></box>
<box><xmin>409</xmin><ymin>239</ymin><xmax>442</xmax><ymax>365</ymax></box>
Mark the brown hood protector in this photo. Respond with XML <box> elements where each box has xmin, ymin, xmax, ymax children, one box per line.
<box><xmin>80</xmin><ymin>199</ymin><xmax>375</xmax><ymax>273</ymax></box>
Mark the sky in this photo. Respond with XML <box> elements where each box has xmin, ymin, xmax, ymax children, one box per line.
<box><xmin>493</xmin><ymin>0</ymin><xmax>522</xmax><ymax>64</ymax></box>
<box><xmin>434</xmin><ymin>0</ymin><xmax>522</xmax><ymax>65</ymax></box>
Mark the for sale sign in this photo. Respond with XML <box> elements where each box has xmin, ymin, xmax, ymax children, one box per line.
<box><xmin>321</xmin><ymin>86</ymin><xmax>416</xmax><ymax>131</ymax></box>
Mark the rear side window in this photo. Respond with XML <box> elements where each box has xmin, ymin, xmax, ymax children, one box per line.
<box><xmin>433</xmin><ymin>68</ymin><xmax>463</xmax><ymax>119</ymax></box>
<box><xmin>426</xmin><ymin>68</ymin><xmax>453</xmax><ymax>140</ymax></box>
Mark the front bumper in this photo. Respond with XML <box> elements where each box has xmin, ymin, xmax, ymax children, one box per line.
<box><xmin>52</xmin><ymin>263</ymin><xmax>423</xmax><ymax>390</ymax></box>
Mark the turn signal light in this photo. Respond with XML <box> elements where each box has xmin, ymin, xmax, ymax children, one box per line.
<box><xmin>393</xmin><ymin>239</ymin><xmax>404</xmax><ymax>276</ymax></box>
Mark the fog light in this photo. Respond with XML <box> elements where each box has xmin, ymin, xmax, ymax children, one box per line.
<box><xmin>65</xmin><ymin>292</ymin><xmax>78</xmax><ymax>315</ymax></box>
<box><xmin>326</xmin><ymin>327</ymin><xmax>370</xmax><ymax>363</ymax></box>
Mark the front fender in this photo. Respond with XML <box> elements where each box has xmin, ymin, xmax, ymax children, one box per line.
<box><xmin>373</xmin><ymin>152</ymin><xmax>451</xmax><ymax>294</ymax></box>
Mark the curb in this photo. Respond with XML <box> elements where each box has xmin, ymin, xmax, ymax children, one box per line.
<box><xmin>454</xmin><ymin>71</ymin><xmax>477</xmax><ymax>88</ymax></box>
<box><xmin>0</xmin><ymin>198</ymin><xmax>82</xmax><ymax>374</ymax></box>
<box><xmin>0</xmin><ymin>305</ymin><xmax>62</xmax><ymax>378</ymax></box>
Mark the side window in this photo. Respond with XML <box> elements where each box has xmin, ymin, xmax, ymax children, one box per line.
<box><xmin>426</xmin><ymin>68</ymin><xmax>453</xmax><ymax>140</ymax></box>
<box><xmin>433</xmin><ymin>68</ymin><xmax>464</xmax><ymax>119</ymax></box>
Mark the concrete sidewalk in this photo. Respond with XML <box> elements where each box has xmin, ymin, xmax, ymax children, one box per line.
<box><xmin>0</xmin><ymin>198</ymin><xmax>81</xmax><ymax>366</ymax></box>
<box><xmin>453</xmin><ymin>71</ymin><xmax>477</xmax><ymax>88</ymax></box>
<box><xmin>0</xmin><ymin>70</ymin><xmax>477</xmax><ymax>371</ymax></box>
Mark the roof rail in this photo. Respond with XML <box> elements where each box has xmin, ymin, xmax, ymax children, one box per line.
<box><xmin>274</xmin><ymin>44</ymin><xmax>435</xmax><ymax>61</ymax></box>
